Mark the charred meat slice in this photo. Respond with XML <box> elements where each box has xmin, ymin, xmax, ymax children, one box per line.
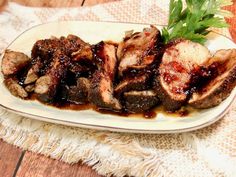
<box><xmin>154</xmin><ymin>39</ymin><xmax>211</xmax><ymax>111</ymax></box>
<box><xmin>89</xmin><ymin>42</ymin><xmax>121</xmax><ymax>110</ymax></box>
<box><xmin>189</xmin><ymin>49</ymin><xmax>236</xmax><ymax>108</ymax></box>
<box><xmin>89</xmin><ymin>72</ymin><xmax>121</xmax><ymax>110</ymax></box>
<box><xmin>124</xmin><ymin>90</ymin><xmax>159</xmax><ymax>113</ymax></box>
<box><xmin>4</xmin><ymin>77</ymin><xmax>28</xmax><ymax>98</ymax></box>
<box><xmin>1</xmin><ymin>50</ymin><xmax>30</xmax><ymax>76</ymax></box>
<box><xmin>114</xmin><ymin>74</ymin><xmax>149</xmax><ymax>97</ymax></box>
<box><xmin>71</xmin><ymin>41</ymin><xmax>93</xmax><ymax>62</ymax></box>
<box><xmin>30</xmin><ymin>35</ymin><xmax>90</xmax><ymax>79</ymax></box>
<box><xmin>68</xmin><ymin>36</ymin><xmax>95</xmax><ymax>78</ymax></box>
<box><xmin>117</xmin><ymin>26</ymin><xmax>161</xmax><ymax>76</ymax></box>
<box><xmin>60</xmin><ymin>35</ymin><xmax>90</xmax><ymax>55</ymax></box>
<box><xmin>63</xmin><ymin>77</ymin><xmax>90</xmax><ymax>104</ymax></box>
<box><xmin>68</xmin><ymin>59</ymin><xmax>96</xmax><ymax>79</ymax></box>
<box><xmin>31</xmin><ymin>38</ymin><xmax>60</xmax><ymax>61</ymax></box>
<box><xmin>30</xmin><ymin>38</ymin><xmax>62</xmax><ymax>83</ymax></box>
<box><xmin>34</xmin><ymin>51</ymin><xmax>70</xmax><ymax>103</ymax></box>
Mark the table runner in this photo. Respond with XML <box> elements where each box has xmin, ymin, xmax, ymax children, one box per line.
<box><xmin>0</xmin><ymin>1</ymin><xmax>235</xmax><ymax>176</ymax></box>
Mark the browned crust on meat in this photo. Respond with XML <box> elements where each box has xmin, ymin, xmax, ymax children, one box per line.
<box><xmin>1</xmin><ymin>50</ymin><xmax>30</xmax><ymax>76</ymax></box>
<box><xmin>66</xmin><ymin>78</ymin><xmax>90</xmax><ymax>104</ymax></box>
<box><xmin>114</xmin><ymin>74</ymin><xmax>149</xmax><ymax>96</ymax></box>
<box><xmin>189</xmin><ymin>66</ymin><xmax>236</xmax><ymax>109</ymax></box>
<box><xmin>124</xmin><ymin>90</ymin><xmax>160</xmax><ymax>113</ymax></box>
<box><xmin>89</xmin><ymin>71</ymin><xmax>121</xmax><ymax>110</ymax></box>
<box><xmin>88</xmin><ymin>42</ymin><xmax>121</xmax><ymax>110</ymax></box>
<box><xmin>117</xmin><ymin>26</ymin><xmax>162</xmax><ymax>76</ymax></box>
<box><xmin>4</xmin><ymin>77</ymin><xmax>28</xmax><ymax>98</ymax></box>
<box><xmin>34</xmin><ymin>51</ymin><xmax>70</xmax><ymax>103</ymax></box>
<box><xmin>24</xmin><ymin>57</ymin><xmax>43</xmax><ymax>84</ymax></box>
<box><xmin>154</xmin><ymin>76</ymin><xmax>185</xmax><ymax>111</ymax></box>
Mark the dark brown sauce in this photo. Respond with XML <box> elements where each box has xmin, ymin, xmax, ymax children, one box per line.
<box><xmin>26</xmin><ymin>94</ymin><xmax>192</xmax><ymax>119</ymax></box>
<box><xmin>144</xmin><ymin>111</ymin><xmax>157</xmax><ymax>119</ymax></box>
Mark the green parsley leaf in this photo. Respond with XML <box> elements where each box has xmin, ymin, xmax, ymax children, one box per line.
<box><xmin>161</xmin><ymin>0</ymin><xmax>233</xmax><ymax>44</ymax></box>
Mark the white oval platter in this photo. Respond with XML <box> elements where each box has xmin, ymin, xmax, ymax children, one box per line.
<box><xmin>0</xmin><ymin>21</ymin><xmax>235</xmax><ymax>133</ymax></box>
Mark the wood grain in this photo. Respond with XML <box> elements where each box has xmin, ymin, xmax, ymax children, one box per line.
<box><xmin>16</xmin><ymin>151</ymin><xmax>103</xmax><ymax>177</ymax></box>
<box><xmin>0</xmin><ymin>139</ymin><xmax>23</xmax><ymax>177</ymax></box>
<box><xmin>0</xmin><ymin>1</ymin><xmax>236</xmax><ymax>177</ymax></box>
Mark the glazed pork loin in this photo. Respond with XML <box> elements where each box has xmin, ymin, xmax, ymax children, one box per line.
<box><xmin>1</xmin><ymin>50</ymin><xmax>30</xmax><ymax>76</ymax></box>
<box><xmin>154</xmin><ymin>39</ymin><xmax>211</xmax><ymax>111</ymax></box>
<box><xmin>115</xmin><ymin>26</ymin><xmax>163</xmax><ymax>112</ymax></box>
<box><xmin>189</xmin><ymin>49</ymin><xmax>236</xmax><ymax>108</ymax></box>
<box><xmin>33</xmin><ymin>35</ymin><xmax>94</xmax><ymax>103</ymax></box>
<box><xmin>34</xmin><ymin>50</ymin><xmax>70</xmax><ymax>102</ymax></box>
<box><xmin>88</xmin><ymin>42</ymin><xmax>121</xmax><ymax>111</ymax></box>
<box><xmin>1</xmin><ymin>35</ymin><xmax>94</xmax><ymax>103</ymax></box>
<box><xmin>1</xmin><ymin>27</ymin><xmax>236</xmax><ymax>114</ymax></box>
<box><xmin>117</xmin><ymin>25</ymin><xmax>162</xmax><ymax>77</ymax></box>
<box><xmin>1</xmin><ymin>50</ymin><xmax>31</xmax><ymax>98</ymax></box>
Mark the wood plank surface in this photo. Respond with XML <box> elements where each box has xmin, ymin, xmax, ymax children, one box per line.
<box><xmin>0</xmin><ymin>139</ymin><xmax>23</xmax><ymax>177</ymax></box>
<box><xmin>16</xmin><ymin>151</ymin><xmax>103</xmax><ymax>177</ymax></box>
<box><xmin>0</xmin><ymin>0</ymin><xmax>236</xmax><ymax>177</ymax></box>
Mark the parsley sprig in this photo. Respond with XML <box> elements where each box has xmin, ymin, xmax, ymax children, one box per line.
<box><xmin>162</xmin><ymin>0</ymin><xmax>233</xmax><ymax>44</ymax></box>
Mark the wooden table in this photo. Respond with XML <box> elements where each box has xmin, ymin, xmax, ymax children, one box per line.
<box><xmin>0</xmin><ymin>0</ymin><xmax>236</xmax><ymax>177</ymax></box>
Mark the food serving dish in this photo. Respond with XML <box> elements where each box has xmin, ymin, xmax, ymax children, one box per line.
<box><xmin>0</xmin><ymin>21</ymin><xmax>235</xmax><ymax>133</ymax></box>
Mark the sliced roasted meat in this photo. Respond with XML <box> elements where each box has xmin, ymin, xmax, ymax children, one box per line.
<box><xmin>124</xmin><ymin>90</ymin><xmax>159</xmax><ymax>113</ymax></box>
<box><xmin>68</xmin><ymin>37</ymin><xmax>95</xmax><ymax>78</ymax></box>
<box><xmin>89</xmin><ymin>72</ymin><xmax>121</xmax><ymax>110</ymax></box>
<box><xmin>24</xmin><ymin>57</ymin><xmax>43</xmax><ymax>84</ymax></box>
<box><xmin>31</xmin><ymin>38</ymin><xmax>60</xmax><ymax>61</ymax></box>
<box><xmin>63</xmin><ymin>78</ymin><xmax>90</xmax><ymax>104</ymax></box>
<box><xmin>29</xmin><ymin>35</ymin><xmax>90</xmax><ymax>82</ymax></box>
<box><xmin>117</xmin><ymin>26</ymin><xmax>161</xmax><ymax>76</ymax></box>
<box><xmin>114</xmin><ymin>74</ymin><xmax>149</xmax><ymax>96</ymax></box>
<box><xmin>4</xmin><ymin>77</ymin><xmax>28</xmax><ymax>98</ymax></box>
<box><xmin>60</xmin><ymin>35</ymin><xmax>91</xmax><ymax>56</ymax></box>
<box><xmin>1</xmin><ymin>50</ymin><xmax>30</xmax><ymax>76</ymax></box>
<box><xmin>189</xmin><ymin>49</ymin><xmax>236</xmax><ymax>108</ymax></box>
<box><xmin>68</xmin><ymin>60</ymin><xmax>96</xmax><ymax>79</ymax></box>
<box><xmin>29</xmin><ymin>38</ymin><xmax>62</xmax><ymax>84</ymax></box>
<box><xmin>89</xmin><ymin>42</ymin><xmax>121</xmax><ymax>110</ymax></box>
<box><xmin>71</xmin><ymin>42</ymin><xmax>93</xmax><ymax>62</ymax></box>
<box><xmin>154</xmin><ymin>39</ymin><xmax>211</xmax><ymax>111</ymax></box>
<box><xmin>34</xmin><ymin>51</ymin><xmax>70</xmax><ymax>103</ymax></box>
<box><xmin>31</xmin><ymin>35</ymin><xmax>87</xmax><ymax>61</ymax></box>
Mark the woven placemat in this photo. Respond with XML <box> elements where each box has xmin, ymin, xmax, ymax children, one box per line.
<box><xmin>0</xmin><ymin>1</ymin><xmax>236</xmax><ymax>177</ymax></box>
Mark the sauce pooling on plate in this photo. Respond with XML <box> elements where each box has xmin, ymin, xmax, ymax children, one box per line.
<box><xmin>27</xmin><ymin>93</ymin><xmax>192</xmax><ymax>119</ymax></box>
